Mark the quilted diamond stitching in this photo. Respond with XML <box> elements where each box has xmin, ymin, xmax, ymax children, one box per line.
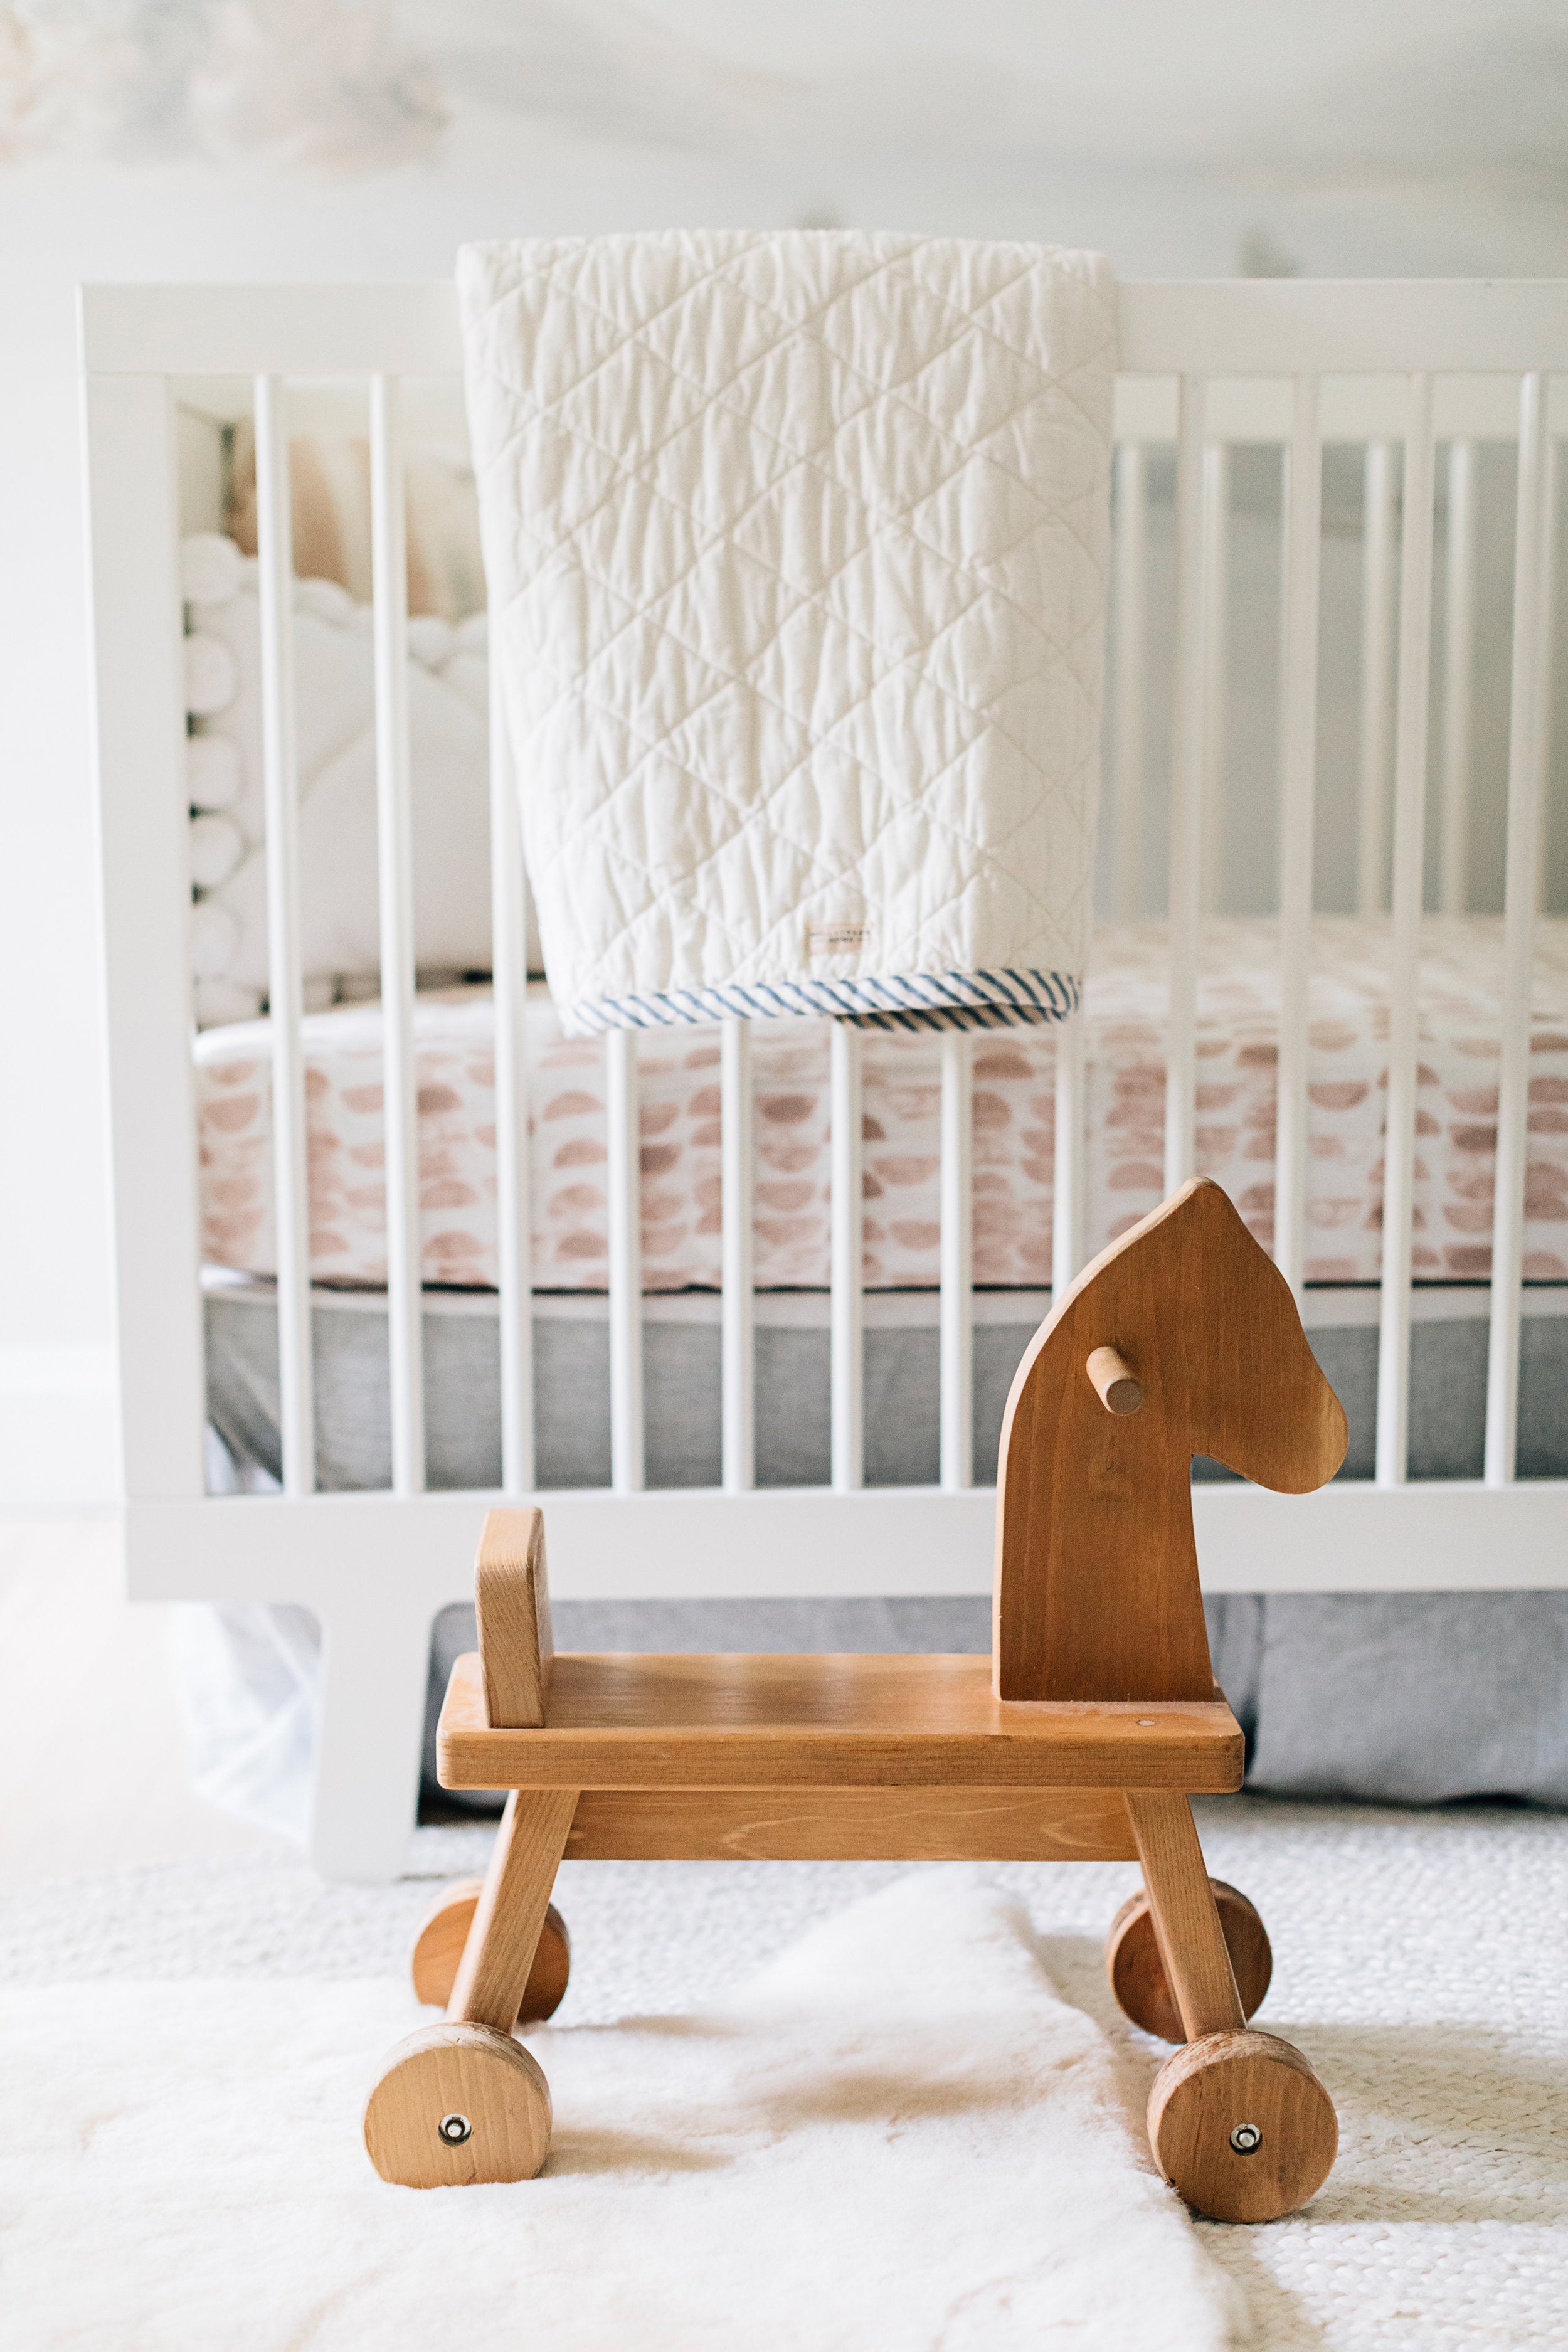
<box><xmin>459</xmin><ymin>231</ymin><xmax>1115</xmax><ymax>1029</ymax></box>
<box><xmin>474</xmin><ymin>248</ymin><xmax>1107</xmax><ymax>725</ymax></box>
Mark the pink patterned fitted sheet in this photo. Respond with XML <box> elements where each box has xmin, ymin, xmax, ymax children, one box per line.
<box><xmin>193</xmin><ymin>916</ymin><xmax>1568</xmax><ymax>1293</ymax></box>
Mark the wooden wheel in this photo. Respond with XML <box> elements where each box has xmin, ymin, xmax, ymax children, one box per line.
<box><xmin>1147</xmin><ymin>2028</ymin><xmax>1337</xmax><ymax>2223</ymax></box>
<box><xmin>364</xmin><ymin>2023</ymin><xmax>551</xmax><ymax>2187</ymax></box>
<box><xmin>1106</xmin><ymin>1879</ymin><xmax>1271</xmax><ymax>2042</ymax></box>
<box><xmin>410</xmin><ymin>1880</ymin><xmax>571</xmax><ymax>2023</ymax></box>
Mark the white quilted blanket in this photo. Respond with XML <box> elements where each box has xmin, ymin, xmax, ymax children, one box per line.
<box><xmin>459</xmin><ymin>231</ymin><xmax>1116</xmax><ymax>1036</ymax></box>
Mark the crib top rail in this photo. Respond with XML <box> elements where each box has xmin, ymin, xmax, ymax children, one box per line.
<box><xmin>79</xmin><ymin>276</ymin><xmax>1568</xmax><ymax>382</ymax></box>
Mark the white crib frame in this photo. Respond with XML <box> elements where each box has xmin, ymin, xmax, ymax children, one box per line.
<box><xmin>80</xmin><ymin>278</ymin><xmax>1567</xmax><ymax>1880</ymax></box>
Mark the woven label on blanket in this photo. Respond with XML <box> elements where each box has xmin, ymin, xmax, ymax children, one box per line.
<box><xmin>459</xmin><ymin>231</ymin><xmax>1116</xmax><ymax>1034</ymax></box>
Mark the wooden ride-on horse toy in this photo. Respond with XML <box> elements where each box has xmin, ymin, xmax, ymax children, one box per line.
<box><xmin>366</xmin><ymin>1178</ymin><xmax>1348</xmax><ymax>2222</ymax></box>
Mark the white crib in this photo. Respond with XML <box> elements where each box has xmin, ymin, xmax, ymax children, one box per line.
<box><xmin>80</xmin><ymin>277</ymin><xmax>1567</xmax><ymax>1880</ymax></box>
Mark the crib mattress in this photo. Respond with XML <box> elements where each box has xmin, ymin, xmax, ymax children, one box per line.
<box><xmin>193</xmin><ymin>914</ymin><xmax>1568</xmax><ymax>1293</ymax></box>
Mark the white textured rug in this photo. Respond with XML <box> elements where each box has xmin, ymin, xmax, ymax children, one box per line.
<box><xmin>0</xmin><ymin>1870</ymin><xmax>1239</xmax><ymax>2352</ymax></box>
<box><xmin>5</xmin><ymin>1802</ymin><xmax>1566</xmax><ymax>2347</ymax></box>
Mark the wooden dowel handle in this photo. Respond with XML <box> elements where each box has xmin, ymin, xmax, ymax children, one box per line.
<box><xmin>1086</xmin><ymin>1344</ymin><xmax>1143</xmax><ymax>1415</ymax></box>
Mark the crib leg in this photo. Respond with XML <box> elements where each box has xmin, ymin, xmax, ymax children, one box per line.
<box><xmin>365</xmin><ymin>1789</ymin><xmax>578</xmax><ymax>2188</ymax></box>
<box><xmin>308</xmin><ymin>1604</ymin><xmax>431</xmax><ymax>1883</ymax></box>
<box><xmin>1125</xmin><ymin>1792</ymin><xmax>1337</xmax><ymax>2223</ymax></box>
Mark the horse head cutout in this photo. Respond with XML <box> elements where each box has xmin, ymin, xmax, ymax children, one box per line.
<box><xmin>993</xmin><ymin>1178</ymin><xmax>1347</xmax><ymax>1703</ymax></box>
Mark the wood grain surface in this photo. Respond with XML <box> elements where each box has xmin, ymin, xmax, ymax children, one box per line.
<box><xmin>564</xmin><ymin>1785</ymin><xmax>1140</xmax><ymax>1861</ymax></box>
<box><xmin>1086</xmin><ymin>1343</ymin><xmax>1143</xmax><ymax>1415</ymax></box>
<box><xmin>410</xmin><ymin>1880</ymin><xmax>571</xmax><ymax>2021</ymax></box>
<box><xmin>435</xmin><ymin>1650</ymin><xmax>1244</xmax><ymax>1792</ymax></box>
<box><xmin>1126</xmin><ymin>1790</ymin><xmax>1247</xmax><ymax>2039</ymax></box>
<box><xmin>363</xmin><ymin>2023</ymin><xmax>551</xmax><ymax>2189</ymax></box>
<box><xmin>474</xmin><ymin>1507</ymin><xmax>553</xmax><ymax>1729</ymax></box>
<box><xmin>1147</xmin><ymin>2028</ymin><xmax>1338</xmax><ymax>2223</ymax></box>
<box><xmin>447</xmin><ymin>1786</ymin><xmax>578</xmax><ymax>2033</ymax></box>
<box><xmin>994</xmin><ymin>1178</ymin><xmax>1347</xmax><ymax>1702</ymax></box>
<box><xmin>1105</xmin><ymin>1878</ymin><xmax>1272</xmax><ymax>2042</ymax></box>
<box><xmin>410</xmin><ymin>1875</ymin><xmax>487</xmax><ymax>2008</ymax></box>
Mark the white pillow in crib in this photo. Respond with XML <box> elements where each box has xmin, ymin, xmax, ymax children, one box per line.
<box><xmin>183</xmin><ymin>539</ymin><xmax>501</xmax><ymax>1005</ymax></box>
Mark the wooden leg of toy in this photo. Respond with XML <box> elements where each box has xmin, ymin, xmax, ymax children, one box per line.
<box><xmin>447</xmin><ymin>1788</ymin><xmax>580</xmax><ymax>2033</ymax></box>
<box><xmin>1126</xmin><ymin>1792</ymin><xmax>1337</xmax><ymax>2222</ymax></box>
<box><xmin>1125</xmin><ymin>1791</ymin><xmax>1244</xmax><ymax>2040</ymax></box>
<box><xmin>365</xmin><ymin>1789</ymin><xmax>577</xmax><ymax>2187</ymax></box>
<box><xmin>410</xmin><ymin>1878</ymin><xmax>572</xmax><ymax>2023</ymax></box>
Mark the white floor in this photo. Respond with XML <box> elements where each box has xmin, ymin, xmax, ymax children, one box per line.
<box><xmin>4</xmin><ymin>1519</ymin><xmax>1566</xmax><ymax>2348</ymax></box>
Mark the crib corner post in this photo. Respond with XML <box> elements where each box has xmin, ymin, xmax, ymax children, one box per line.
<box><xmin>307</xmin><ymin>1602</ymin><xmax>431</xmax><ymax>1882</ymax></box>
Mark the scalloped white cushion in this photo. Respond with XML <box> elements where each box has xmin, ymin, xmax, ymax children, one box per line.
<box><xmin>187</xmin><ymin>733</ymin><xmax>242</xmax><ymax>810</ymax></box>
<box><xmin>190</xmin><ymin>898</ymin><xmax>240</xmax><ymax>978</ymax></box>
<box><xmin>183</xmin><ymin>632</ymin><xmax>238</xmax><ymax>716</ymax></box>
<box><xmin>188</xmin><ymin>811</ymin><xmax>246</xmax><ymax>890</ymax></box>
<box><xmin>181</xmin><ymin>531</ymin><xmax>245</xmax><ymax>606</ymax></box>
<box><xmin>184</xmin><ymin>547</ymin><xmax>499</xmax><ymax>992</ymax></box>
<box><xmin>192</xmin><ymin>976</ymin><xmax>264</xmax><ymax>1026</ymax></box>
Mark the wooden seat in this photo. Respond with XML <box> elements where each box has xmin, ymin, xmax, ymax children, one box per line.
<box><xmin>437</xmin><ymin>1648</ymin><xmax>1244</xmax><ymax>1791</ymax></box>
<box><xmin>437</xmin><ymin>1649</ymin><xmax>1242</xmax><ymax>1863</ymax></box>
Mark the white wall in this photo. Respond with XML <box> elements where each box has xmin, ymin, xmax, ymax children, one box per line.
<box><xmin>2</xmin><ymin>0</ymin><xmax>1564</xmax><ymax>1505</ymax></box>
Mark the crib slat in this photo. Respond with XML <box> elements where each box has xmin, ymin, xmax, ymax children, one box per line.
<box><xmin>606</xmin><ymin>1026</ymin><xmax>645</xmax><ymax>1493</ymax></box>
<box><xmin>1485</xmin><ymin>373</ymin><xmax>1554</xmax><ymax>1486</ymax></box>
<box><xmin>1052</xmin><ymin>1007</ymin><xmax>1086</xmax><ymax>1298</ymax></box>
<box><xmin>1439</xmin><ymin>440</ymin><xmax>1477</xmax><ymax>914</ymax></box>
<box><xmin>1535</xmin><ymin>435</ymin><xmax>1559</xmax><ymax>919</ymax></box>
<box><xmin>489</xmin><ymin>581</ymin><xmax>534</xmax><ymax>1491</ymax></box>
<box><xmin>939</xmin><ymin>1030</ymin><xmax>973</xmax><ymax>1493</ymax></box>
<box><xmin>368</xmin><ymin>377</ymin><xmax>426</xmax><ymax>1496</ymax></box>
<box><xmin>1375</xmin><ymin>377</ymin><xmax>1438</xmax><ymax>1486</ymax></box>
<box><xmin>1199</xmin><ymin>442</ymin><xmax>1230</xmax><ymax>916</ymax></box>
<box><xmin>721</xmin><ymin>1017</ymin><xmax>755</xmax><ymax>1493</ymax></box>
<box><xmin>1274</xmin><ymin>378</ymin><xmax>1323</xmax><ymax>1301</ymax></box>
<box><xmin>830</xmin><ymin>1022</ymin><xmax>864</xmax><ymax>1492</ymax></box>
<box><xmin>1165</xmin><ymin>376</ymin><xmax>1209</xmax><ymax>1193</ymax></box>
<box><xmin>253</xmin><ymin>375</ymin><xmax>315</xmax><ymax>1497</ymax></box>
<box><xmin>1111</xmin><ymin>442</ymin><xmax>1148</xmax><ymax>916</ymax></box>
<box><xmin>1357</xmin><ymin>442</ymin><xmax>1397</xmax><ymax>915</ymax></box>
